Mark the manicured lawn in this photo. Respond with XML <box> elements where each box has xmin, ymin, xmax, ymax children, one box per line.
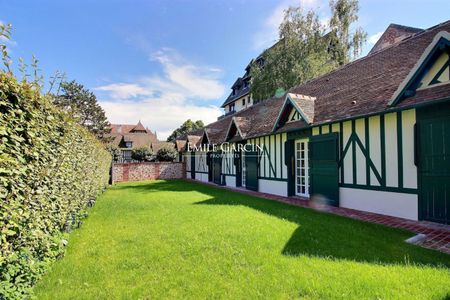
<box><xmin>35</xmin><ymin>180</ymin><xmax>450</xmax><ymax>299</ymax></box>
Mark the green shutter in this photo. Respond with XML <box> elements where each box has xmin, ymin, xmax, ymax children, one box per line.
<box><xmin>245</xmin><ymin>150</ymin><xmax>259</xmax><ymax>191</ymax></box>
<box><xmin>310</xmin><ymin>133</ymin><xmax>339</xmax><ymax>206</ymax></box>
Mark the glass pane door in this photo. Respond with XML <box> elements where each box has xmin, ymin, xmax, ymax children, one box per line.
<box><xmin>295</xmin><ymin>139</ymin><xmax>309</xmax><ymax>197</ymax></box>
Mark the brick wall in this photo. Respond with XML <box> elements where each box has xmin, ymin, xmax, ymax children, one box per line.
<box><xmin>112</xmin><ymin>162</ymin><xmax>185</xmax><ymax>183</ymax></box>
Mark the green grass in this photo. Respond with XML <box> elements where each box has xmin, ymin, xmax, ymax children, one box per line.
<box><xmin>35</xmin><ymin>180</ymin><xmax>450</xmax><ymax>299</ymax></box>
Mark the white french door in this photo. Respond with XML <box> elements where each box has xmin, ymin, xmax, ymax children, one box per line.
<box><xmin>295</xmin><ymin>139</ymin><xmax>309</xmax><ymax>197</ymax></box>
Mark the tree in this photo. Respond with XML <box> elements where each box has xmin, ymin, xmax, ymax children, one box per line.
<box><xmin>53</xmin><ymin>80</ymin><xmax>110</xmax><ymax>139</ymax></box>
<box><xmin>251</xmin><ymin>7</ymin><xmax>335</xmax><ymax>101</ymax></box>
<box><xmin>156</xmin><ymin>147</ymin><xmax>178</xmax><ymax>162</ymax></box>
<box><xmin>106</xmin><ymin>145</ymin><xmax>121</xmax><ymax>162</ymax></box>
<box><xmin>250</xmin><ymin>0</ymin><xmax>366</xmax><ymax>101</ymax></box>
<box><xmin>131</xmin><ymin>147</ymin><xmax>154</xmax><ymax>162</ymax></box>
<box><xmin>328</xmin><ymin>0</ymin><xmax>367</xmax><ymax>65</ymax></box>
<box><xmin>166</xmin><ymin>119</ymin><xmax>204</xmax><ymax>142</ymax></box>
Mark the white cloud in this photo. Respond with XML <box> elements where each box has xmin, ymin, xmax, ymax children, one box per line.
<box><xmin>368</xmin><ymin>31</ymin><xmax>383</xmax><ymax>45</ymax></box>
<box><xmin>95</xmin><ymin>83</ymin><xmax>151</xmax><ymax>99</ymax></box>
<box><xmin>252</xmin><ymin>0</ymin><xmax>327</xmax><ymax>51</ymax></box>
<box><xmin>100</xmin><ymin>96</ymin><xmax>221</xmax><ymax>141</ymax></box>
<box><xmin>96</xmin><ymin>48</ymin><xmax>225</xmax><ymax>140</ymax></box>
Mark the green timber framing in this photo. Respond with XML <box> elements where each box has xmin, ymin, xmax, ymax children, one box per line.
<box><xmin>179</xmin><ymin>25</ymin><xmax>450</xmax><ymax>224</ymax></box>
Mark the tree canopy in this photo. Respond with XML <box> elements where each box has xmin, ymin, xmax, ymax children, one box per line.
<box><xmin>250</xmin><ymin>0</ymin><xmax>366</xmax><ymax>101</ymax></box>
<box><xmin>167</xmin><ymin>119</ymin><xmax>204</xmax><ymax>142</ymax></box>
<box><xmin>53</xmin><ymin>80</ymin><xmax>110</xmax><ymax>140</ymax></box>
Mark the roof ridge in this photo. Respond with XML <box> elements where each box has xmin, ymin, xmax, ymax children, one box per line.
<box><xmin>389</xmin><ymin>23</ymin><xmax>423</xmax><ymax>32</ymax></box>
<box><xmin>368</xmin><ymin>19</ymin><xmax>450</xmax><ymax>56</ymax></box>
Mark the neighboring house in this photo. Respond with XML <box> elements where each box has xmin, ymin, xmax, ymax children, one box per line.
<box><xmin>219</xmin><ymin>31</ymin><xmax>338</xmax><ymax>117</ymax></box>
<box><xmin>220</xmin><ymin>61</ymin><xmax>255</xmax><ymax>116</ymax></box>
<box><xmin>369</xmin><ymin>23</ymin><xmax>423</xmax><ymax>55</ymax></box>
<box><xmin>107</xmin><ymin>121</ymin><xmax>174</xmax><ymax>161</ymax></box>
<box><xmin>179</xmin><ymin>20</ymin><xmax>450</xmax><ymax>224</ymax></box>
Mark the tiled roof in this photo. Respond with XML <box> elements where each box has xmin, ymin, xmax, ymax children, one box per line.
<box><xmin>152</xmin><ymin>142</ymin><xmax>175</xmax><ymax>152</ymax></box>
<box><xmin>175</xmin><ymin>140</ymin><xmax>187</xmax><ymax>152</ymax></box>
<box><xmin>275</xmin><ymin>119</ymin><xmax>309</xmax><ymax>134</ymax></box>
<box><xmin>288</xmin><ymin>93</ymin><xmax>316</xmax><ymax>123</ymax></box>
<box><xmin>110</xmin><ymin>122</ymin><xmax>157</xmax><ymax>136</ymax></box>
<box><xmin>107</xmin><ymin>122</ymin><xmax>159</xmax><ymax>149</ymax></box>
<box><xmin>204</xmin><ymin>116</ymin><xmax>233</xmax><ymax>144</ymax></box>
<box><xmin>184</xmin><ymin>20</ymin><xmax>450</xmax><ymax>149</ymax></box>
<box><xmin>131</xmin><ymin>120</ymin><xmax>146</xmax><ymax>132</ymax></box>
<box><xmin>398</xmin><ymin>83</ymin><xmax>450</xmax><ymax>108</ymax></box>
<box><xmin>286</xmin><ymin>20</ymin><xmax>450</xmax><ymax>124</ymax></box>
<box><xmin>221</xmin><ymin>83</ymin><xmax>251</xmax><ymax>107</ymax></box>
<box><xmin>369</xmin><ymin>23</ymin><xmax>423</xmax><ymax>55</ymax></box>
<box><xmin>122</xmin><ymin>133</ymin><xmax>154</xmax><ymax>148</ymax></box>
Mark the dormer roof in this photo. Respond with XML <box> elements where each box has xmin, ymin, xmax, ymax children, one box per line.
<box><xmin>272</xmin><ymin>93</ymin><xmax>315</xmax><ymax>132</ymax></box>
<box><xmin>389</xmin><ymin>31</ymin><xmax>450</xmax><ymax>106</ymax></box>
<box><xmin>130</xmin><ymin>120</ymin><xmax>147</xmax><ymax>132</ymax></box>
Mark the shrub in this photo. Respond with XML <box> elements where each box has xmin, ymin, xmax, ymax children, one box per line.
<box><xmin>0</xmin><ymin>73</ymin><xmax>111</xmax><ymax>299</ymax></box>
<box><xmin>107</xmin><ymin>145</ymin><xmax>122</xmax><ymax>162</ymax></box>
<box><xmin>156</xmin><ymin>147</ymin><xmax>178</xmax><ymax>162</ymax></box>
<box><xmin>131</xmin><ymin>147</ymin><xmax>154</xmax><ymax>162</ymax></box>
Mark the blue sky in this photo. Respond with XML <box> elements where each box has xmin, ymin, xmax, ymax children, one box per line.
<box><xmin>1</xmin><ymin>0</ymin><xmax>449</xmax><ymax>139</ymax></box>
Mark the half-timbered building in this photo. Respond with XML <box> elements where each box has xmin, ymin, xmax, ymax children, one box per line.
<box><xmin>178</xmin><ymin>21</ymin><xmax>450</xmax><ymax>224</ymax></box>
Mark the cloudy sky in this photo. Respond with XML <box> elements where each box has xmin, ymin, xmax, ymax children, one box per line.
<box><xmin>1</xmin><ymin>0</ymin><xmax>450</xmax><ymax>139</ymax></box>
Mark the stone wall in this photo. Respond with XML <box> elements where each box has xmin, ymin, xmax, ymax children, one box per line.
<box><xmin>112</xmin><ymin>162</ymin><xmax>185</xmax><ymax>183</ymax></box>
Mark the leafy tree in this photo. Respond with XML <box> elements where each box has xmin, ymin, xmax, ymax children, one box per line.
<box><xmin>167</xmin><ymin>119</ymin><xmax>204</xmax><ymax>142</ymax></box>
<box><xmin>106</xmin><ymin>145</ymin><xmax>122</xmax><ymax>162</ymax></box>
<box><xmin>156</xmin><ymin>147</ymin><xmax>178</xmax><ymax>162</ymax></box>
<box><xmin>250</xmin><ymin>0</ymin><xmax>366</xmax><ymax>101</ymax></box>
<box><xmin>251</xmin><ymin>7</ymin><xmax>335</xmax><ymax>101</ymax></box>
<box><xmin>328</xmin><ymin>0</ymin><xmax>367</xmax><ymax>65</ymax></box>
<box><xmin>53</xmin><ymin>80</ymin><xmax>110</xmax><ymax>139</ymax></box>
<box><xmin>131</xmin><ymin>146</ymin><xmax>154</xmax><ymax>162</ymax></box>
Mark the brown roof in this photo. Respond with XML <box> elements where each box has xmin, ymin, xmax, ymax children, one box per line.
<box><xmin>288</xmin><ymin>93</ymin><xmax>316</xmax><ymax>123</ymax></box>
<box><xmin>186</xmin><ymin>135</ymin><xmax>202</xmax><ymax>150</ymax></box>
<box><xmin>123</xmin><ymin>133</ymin><xmax>154</xmax><ymax>148</ymax></box>
<box><xmin>110</xmin><ymin>122</ymin><xmax>157</xmax><ymax>137</ymax></box>
<box><xmin>175</xmin><ymin>140</ymin><xmax>187</xmax><ymax>152</ymax></box>
<box><xmin>204</xmin><ymin>115</ymin><xmax>234</xmax><ymax>144</ymax></box>
<box><xmin>107</xmin><ymin>121</ymin><xmax>159</xmax><ymax>148</ymax></box>
<box><xmin>369</xmin><ymin>23</ymin><xmax>423</xmax><ymax>55</ymax></box>
<box><xmin>131</xmin><ymin>121</ymin><xmax>147</xmax><ymax>132</ymax></box>
<box><xmin>152</xmin><ymin>142</ymin><xmax>175</xmax><ymax>152</ymax></box>
<box><xmin>184</xmin><ymin>20</ymin><xmax>450</xmax><ymax>149</ymax></box>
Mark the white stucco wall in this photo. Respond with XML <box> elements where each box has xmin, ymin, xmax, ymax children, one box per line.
<box><xmin>196</xmin><ymin>173</ymin><xmax>209</xmax><ymax>183</ymax></box>
<box><xmin>339</xmin><ymin>187</ymin><xmax>418</xmax><ymax>220</ymax></box>
<box><xmin>225</xmin><ymin>175</ymin><xmax>236</xmax><ymax>188</ymax></box>
<box><xmin>258</xmin><ymin>179</ymin><xmax>288</xmax><ymax>197</ymax></box>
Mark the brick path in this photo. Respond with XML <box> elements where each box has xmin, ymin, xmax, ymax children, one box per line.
<box><xmin>187</xmin><ymin>179</ymin><xmax>450</xmax><ymax>254</ymax></box>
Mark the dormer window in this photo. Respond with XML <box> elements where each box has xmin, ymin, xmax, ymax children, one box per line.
<box><xmin>125</xmin><ymin>142</ymin><xmax>133</xmax><ymax>148</ymax></box>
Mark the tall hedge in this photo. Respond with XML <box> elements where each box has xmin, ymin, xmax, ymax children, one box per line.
<box><xmin>0</xmin><ymin>73</ymin><xmax>111</xmax><ymax>299</ymax></box>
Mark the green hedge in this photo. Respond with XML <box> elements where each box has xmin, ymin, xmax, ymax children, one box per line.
<box><xmin>0</xmin><ymin>74</ymin><xmax>111</xmax><ymax>299</ymax></box>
